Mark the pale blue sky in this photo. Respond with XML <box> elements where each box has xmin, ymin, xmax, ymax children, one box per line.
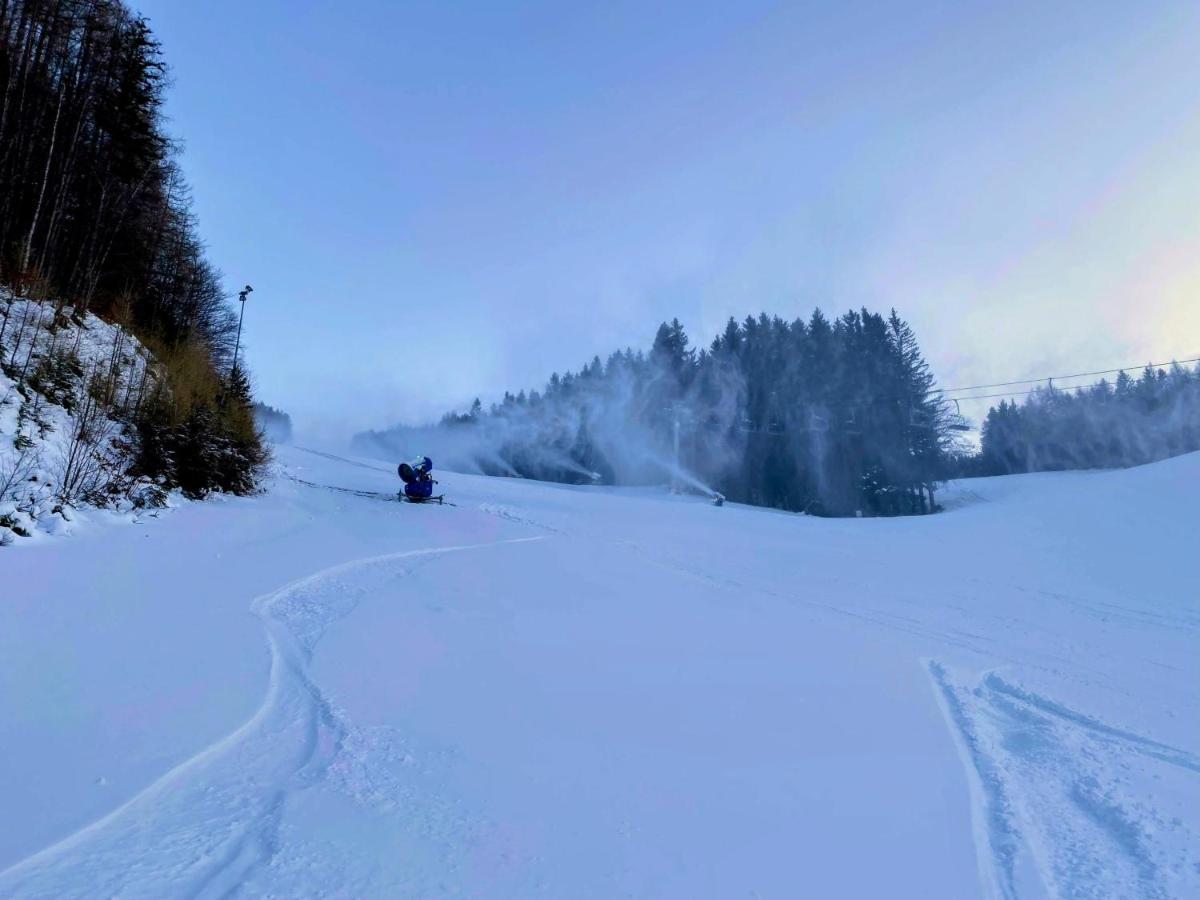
<box><xmin>135</xmin><ymin>0</ymin><xmax>1200</xmax><ymax>435</ymax></box>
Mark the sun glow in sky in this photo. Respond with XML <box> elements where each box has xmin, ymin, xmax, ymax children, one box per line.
<box><xmin>134</xmin><ymin>0</ymin><xmax>1200</xmax><ymax>436</ymax></box>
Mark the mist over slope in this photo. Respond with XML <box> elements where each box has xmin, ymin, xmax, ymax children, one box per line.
<box><xmin>356</xmin><ymin>310</ymin><xmax>969</xmax><ymax>517</ymax></box>
<box><xmin>978</xmin><ymin>360</ymin><xmax>1200</xmax><ymax>474</ymax></box>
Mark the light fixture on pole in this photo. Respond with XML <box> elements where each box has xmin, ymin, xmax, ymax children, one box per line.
<box><xmin>231</xmin><ymin>284</ymin><xmax>253</xmax><ymax>378</ymax></box>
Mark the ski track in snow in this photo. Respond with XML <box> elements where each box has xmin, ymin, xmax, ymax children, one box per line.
<box><xmin>7</xmin><ymin>446</ymin><xmax>1198</xmax><ymax>898</ymax></box>
<box><xmin>927</xmin><ymin>660</ymin><xmax>1200</xmax><ymax>900</ymax></box>
<box><xmin>286</xmin><ymin>454</ymin><xmax>564</xmax><ymax>534</ymax></box>
<box><xmin>292</xmin><ymin>445</ymin><xmax>395</xmax><ymax>474</ymax></box>
<box><xmin>282</xmin><ymin>471</ymin><xmax>401</xmax><ymax>503</ymax></box>
<box><xmin>615</xmin><ymin>539</ymin><xmax>1019</xmax><ymax>662</ymax></box>
<box><xmin>201</xmin><ymin>467</ymin><xmax>1200</xmax><ymax>899</ymax></box>
<box><xmin>476</xmin><ymin>502</ymin><xmax>565</xmax><ymax>534</ymax></box>
<box><xmin>0</xmin><ymin>536</ymin><xmax>545</xmax><ymax>899</ymax></box>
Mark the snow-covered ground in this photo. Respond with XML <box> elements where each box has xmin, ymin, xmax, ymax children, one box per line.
<box><xmin>1</xmin><ymin>293</ymin><xmax>162</xmax><ymax>544</ymax></box>
<box><xmin>2</xmin><ymin>446</ymin><xmax>1197</xmax><ymax>897</ymax></box>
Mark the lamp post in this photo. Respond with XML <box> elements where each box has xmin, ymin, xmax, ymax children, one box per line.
<box><xmin>230</xmin><ymin>284</ymin><xmax>253</xmax><ymax>378</ymax></box>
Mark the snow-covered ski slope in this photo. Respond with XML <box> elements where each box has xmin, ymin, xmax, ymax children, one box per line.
<box><xmin>3</xmin><ymin>445</ymin><xmax>1198</xmax><ymax>898</ymax></box>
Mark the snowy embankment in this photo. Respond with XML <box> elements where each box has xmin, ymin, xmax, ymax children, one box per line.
<box><xmin>0</xmin><ymin>292</ymin><xmax>164</xmax><ymax>545</ymax></box>
<box><xmin>1</xmin><ymin>446</ymin><xmax>1197</xmax><ymax>897</ymax></box>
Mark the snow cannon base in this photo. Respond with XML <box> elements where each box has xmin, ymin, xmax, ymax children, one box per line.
<box><xmin>399</xmin><ymin>492</ymin><xmax>444</xmax><ymax>505</ymax></box>
<box><xmin>403</xmin><ymin>479</ymin><xmax>435</xmax><ymax>500</ymax></box>
<box><xmin>712</xmin><ymin>493</ymin><xmax>726</xmax><ymax>507</ymax></box>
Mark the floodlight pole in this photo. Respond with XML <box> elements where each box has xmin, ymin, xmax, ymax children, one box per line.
<box><xmin>230</xmin><ymin>284</ymin><xmax>253</xmax><ymax>378</ymax></box>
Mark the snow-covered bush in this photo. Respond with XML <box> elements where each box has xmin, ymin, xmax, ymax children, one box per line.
<box><xmin>0</xmin><ymin>289</ymin><xmax>269</xmax><ymax>544</ymax></box>
<box><xmin>0</xmin><ymin>292</ymin><xmax>167</xmax><ymax>543</ymax></box>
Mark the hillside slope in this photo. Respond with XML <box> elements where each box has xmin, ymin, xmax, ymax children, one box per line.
<box><xmin>1</xmin><ymin>294</ymin><xmax>165</xmax><ymax>544</ymax></box>
<box><xmin>2</xmin><ymin>447</ymin><xmax>1197</xmax><ymax>897</ymax></box>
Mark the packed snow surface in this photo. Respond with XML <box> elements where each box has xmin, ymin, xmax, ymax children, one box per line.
<box><xmin>2</xmin><ymin>446</ymin><xmax>1198</xmax><ymax>897</ymax></box>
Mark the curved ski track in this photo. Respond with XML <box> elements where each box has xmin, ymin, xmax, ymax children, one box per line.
<box><xmin>927</xmin><ymin>661</ymin><xmax>1200</xmax><ymax>900</ymax></box>
<box><xmin>0</xmin><ymin>536</ymin><xmax>545</xmax><ymax>898</ymax></box>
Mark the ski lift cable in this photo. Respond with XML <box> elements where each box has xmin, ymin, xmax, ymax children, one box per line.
<box><xmin>764</xmin><ymin>353</ymin><xmax>1200</xmax><ymax>412</ymax></box>
<box><xmin>938</xmin><ymin>354</ymin><xmax>1200</xmax><ymax>395</ymax></box>
<box><xmin>737</xmin><ymin>374</ymin><xmax>1132</xmax><ymax>433</ymax></box>
<box><xmin>950</xmin><ymin>383</ymin><xmax>1096</xmax><ymax>402</ymax></box>
<box><xmin>493</xmin><ymin>351</ymin><xmax>1198</xmax><ymax>435</ymax></box>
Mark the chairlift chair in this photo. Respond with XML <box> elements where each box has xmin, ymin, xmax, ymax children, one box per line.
<box><xmin>947</xmin><ymin>398</ymin><xmax>972</xmax><ymax>432</ymax></box>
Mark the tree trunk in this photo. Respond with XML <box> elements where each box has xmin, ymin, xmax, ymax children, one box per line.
<box><xmin>21</xmin><ymin>66</ymin><xmax>65</xmax><ymax>272</ymax></box>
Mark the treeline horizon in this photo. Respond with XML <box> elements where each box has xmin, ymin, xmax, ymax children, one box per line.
<box><xmin>974</xmin><ymin>362</ymin><xmax>1200</xmax><ymax>475</ymax></box>
<box><xmin>359</xmin><ymin>308</ymin><xmax>969</xmax><ymax>517</ymax></box>
<box><xmin>0</xmin><ymin>0</ymin><xmax>265</xmax><ymax>499</ymax></box>
<box><xmin>253</xmin><ymin>402</ymin><xmax>293</xmax><ymax>445</ymax></box>
<box><xmin>360</xmin><ymin>312</ymin><xmax>1200</xmax><ymax>515</ymax></box>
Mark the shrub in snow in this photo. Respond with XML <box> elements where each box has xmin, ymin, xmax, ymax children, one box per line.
<box><xmin>1</xmin><ymin>292</ymin><xmax>266</xmax><ymax>544</ymax></box>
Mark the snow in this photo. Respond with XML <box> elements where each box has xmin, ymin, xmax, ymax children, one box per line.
<box><xmin>2</xmin><ymin>445</ymin><xmax>1198</xmax><ymax>897</ymax></box>
<box><xmin>0</xmin><ymin>293</ymin><xmax>165</xmax><ymax>544</ymax></box>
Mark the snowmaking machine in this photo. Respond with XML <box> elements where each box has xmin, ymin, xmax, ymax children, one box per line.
<box><xmin>398</xmin><ymin>456</ymin><xmax>444</xmax><ymax>504</ymax></box>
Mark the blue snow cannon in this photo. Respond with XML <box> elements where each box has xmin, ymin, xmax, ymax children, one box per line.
<box><xmin>398</xmin><ymin>456</ymin><xmax>438</xmax><ymax>502</ymax></box>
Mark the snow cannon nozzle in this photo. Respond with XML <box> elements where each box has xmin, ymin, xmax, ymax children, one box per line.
<box><xmin>399</xmin><ymin>456</ymin><xmax>439</xmax><ymax>502</ymax></box>
<box><xmin>712</xmin><ymin>492</ymin><xmax>725</xmax><ymax>507</ymax></box>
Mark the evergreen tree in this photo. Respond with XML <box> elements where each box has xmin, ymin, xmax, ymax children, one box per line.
<box><xmin>0</xmin><ymin>0</ymin><xmax>266</xmax><ymax>499</ymax></box>
<box><xmin>402</xmin><ymin>307</ymin><xmax>960</xmax><ymax>517</ymax></box>
<box><xmin>979</xmin><ymin>363</ymin><xmax>1200</xmax><ymax>474</ymax></box>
